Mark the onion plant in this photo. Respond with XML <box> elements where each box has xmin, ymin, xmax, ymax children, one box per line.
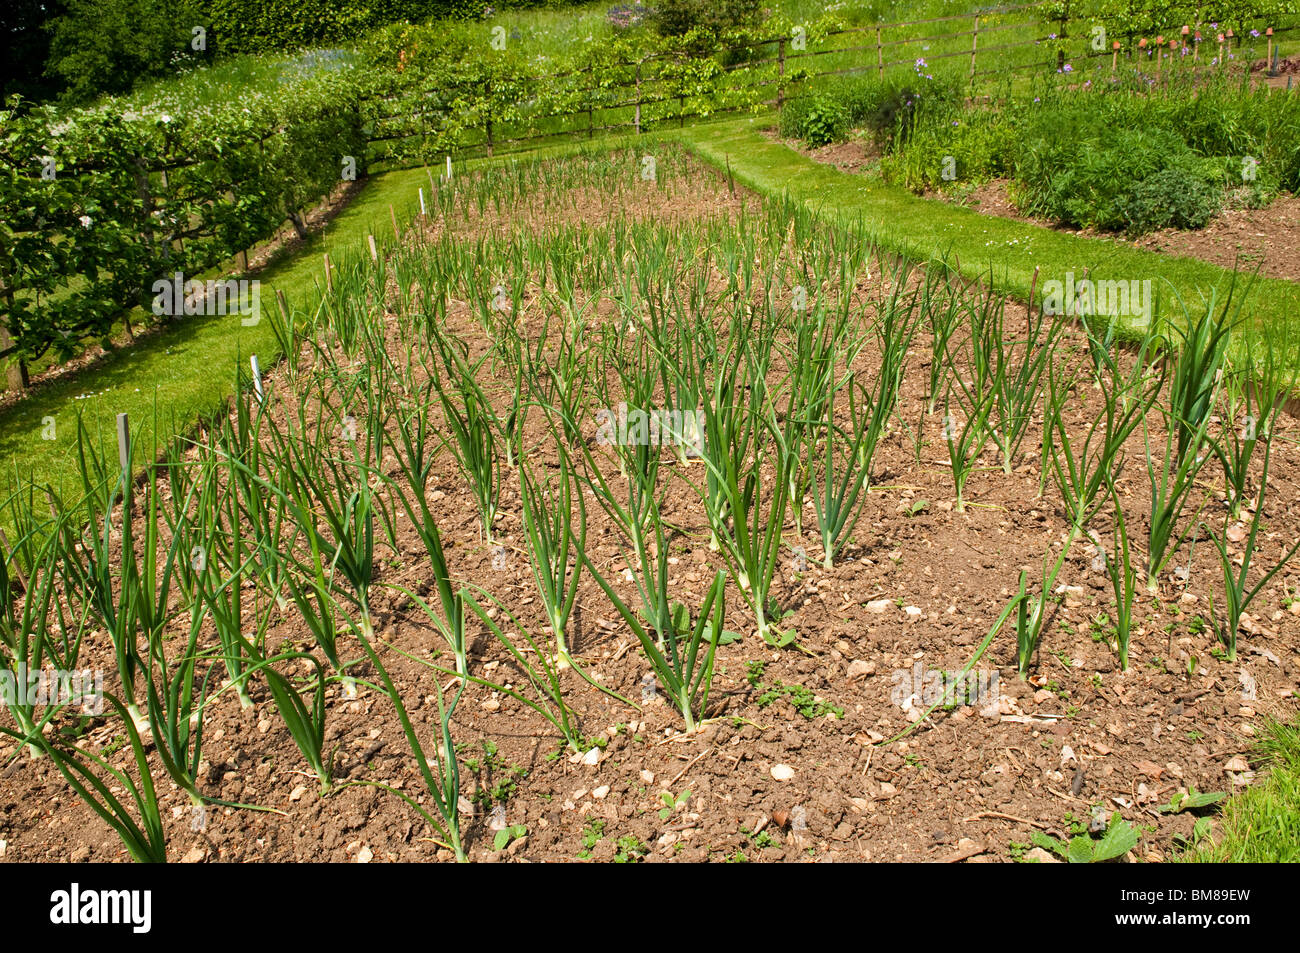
<box><xmin>13</xmin><ymin>690</ymin><xmax>168</xmax><ymax>862</ymax></box>
<box><xmin>1164</xmin><ymin>290</ymin><xmax>1238</xmax><ymax>470</ymax></box>
<box><xmin>342</xmin><ymin>598</ymin><xmax>466</xmax><ymax>861</ymax></box>
<box><xmin>694</xmin><ymin>339</ymin><xmax>793</xmax><ymax>647</ymax></box>
<box><xmin>1214</xmin><ymin>330</ymin><xmax>1297</xmax><ymax>521</ymax></box>
<box><xmin>1203</xmin><ymin>398</ymin><xmax>1300</xmax><ymax>661</ymax></box>
<box><xmin>1048</xmin><ymin>337</ymin><xmax>1164</xmax><ymax>541</ymax></box>
<box><xmin>808</xmin><ymin>369</ymin><xmax>876</xmax><ymax>568</ymax></box>
<box><xmin>429</xmin><ymin>333</ymin><xmax>502</xmax><ymax>542</ymax></box>
<box><xmin>0</xmin><ymin>513</ymin><xmax>88</xmax><ymax>758</ymax></box>
<box><xmin>1142</xmin><ymin>402</ymin><xmax>1212</xmax><ymax>592</ymax></box>
<box><xmin>394</xmin><ymin>587</ymin><xmax>587</xmax><ymax>752</ymax></box>
<box><xmin>1013</xmin><ymin>540</ymin><xmax>1073</xmax><ymax>680</ymax></box>
<box><xmin>990</xmin><ymin>299</ymin><xmax>1063</xmax><ymax>474</ymax></box>
<box><xmin>517</xmin><ymin>442</ymin><xmax>586</xmax><ymax>664</ymax></box>
<box><xmin>1102</xmin><ymin>485</ymin><xmax>1137</xmax><ymax>671</ymax></box>
<box><xmin>942</xmin><ymin>384</ymin><xmax>994</xmax><ymax>513</ymax></box>
<box><xmin>584</xmin><ymin>561</ymin><xmax>727</xmax><ymax>732</ymax></box>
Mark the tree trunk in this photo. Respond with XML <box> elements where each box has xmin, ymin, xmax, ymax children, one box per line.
<box><xmin>0</xmin><ymin>322</ymin><xmax>29</xmax><ymax>393</ymax></box>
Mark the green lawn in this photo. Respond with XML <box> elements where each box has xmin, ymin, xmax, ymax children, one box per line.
<box><xmin>1181</xmin><ymin>721</ymin><xmax>1300</xmax><ymax>862</ymax></box>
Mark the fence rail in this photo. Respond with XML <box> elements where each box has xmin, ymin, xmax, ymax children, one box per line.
<box><xmin>365</xmin><ymin>5</ymin><xmax>1300</xmax><ymax>165</ymax></box>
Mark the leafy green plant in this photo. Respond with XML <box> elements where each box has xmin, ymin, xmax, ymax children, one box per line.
<box><xmin>1030</xmin><ymin>812</ymin><xmax>1139</xmax><ymax>863</ymax></box>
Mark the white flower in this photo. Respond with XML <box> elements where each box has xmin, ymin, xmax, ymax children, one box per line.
<box><xmin>78</xmin><ymin>215</ymin><xmax>92</xmax><ymax>228</ymax></box>
<box><xmin>161</xmin><ymin>113</ymin><xmax>173</xmax><ymax>123</ymax></box>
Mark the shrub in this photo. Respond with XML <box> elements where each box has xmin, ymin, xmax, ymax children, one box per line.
<box><xmin>780</xmin><ymin>73</ymin><xmax>963</xmax><ymax>149</ymax></box>
<box><xmin>46</xmin><ymin>0</ymin><xmax>208</xmax><ymax>103</ymax></box>
<box><xmin>652</xmin><ymin>0</ymin><xmax>761</xmax><ymax>38</ymax></box>
<box><xmin>796</xmin><ymin>94</ymin><xmax>850</xmax><ymax>146</ymax></box>
<box><xmin>1121</xmin><ymin>163</ymin><xmax>1222</xmax><ymax>233</ymax></box>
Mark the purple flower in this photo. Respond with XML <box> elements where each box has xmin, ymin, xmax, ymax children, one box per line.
<box><xmin>1063</xmin><ymin>63</ymin><xmax>1073</xmax><ymax>72</ymax></box>
<box><xmin>1251</xmin><ymin>30</ymin><xmax>1260</xmax><ymax>38</ymax></box>
<box><xmin>1048</xmin><ymin>33</ymin><xmax>1057</xmax><ymax>40</ymax></box>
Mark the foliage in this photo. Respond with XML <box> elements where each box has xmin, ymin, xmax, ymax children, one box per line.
<box><xmin>46</xmin><ymin>0</ymin><xmax>209</xmax><ymax>104</ymax></box>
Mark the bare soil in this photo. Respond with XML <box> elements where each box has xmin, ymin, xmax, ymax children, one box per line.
<box><xmin>2</xmin><ymin>154</ymin><xmax>1298</xmax><ymax>865</ymax></box>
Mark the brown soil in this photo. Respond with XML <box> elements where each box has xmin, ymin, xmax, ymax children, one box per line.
<box><xmin>2</xmin><ymin>151</ymin><xmax>1298</xmax><ymax>865</ymax></box>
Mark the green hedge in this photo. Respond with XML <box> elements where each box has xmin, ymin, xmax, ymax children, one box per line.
<box><xmin>203</xmin><ymin>1</ymin><xmax>491</xmax><ymax>55</ymax></box>
<box><xmin>0</xmin><ymin>73</ymin><xmax>368</xmax><ymax>374</ymax></box>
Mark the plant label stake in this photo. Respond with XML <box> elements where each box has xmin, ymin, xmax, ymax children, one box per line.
<box><xmin>446</xmin><ymin>155</ymin><xmax>452</xmax><ymax>181</ymax></box>
<box><xmin>116</xmin><ymin>412</ymin><xmax>130</xmax><ymax>478</ymax></box>
<box><xmin>368</xmin><ymin>235</ymin><xmax>378</xmax><ymax>262</ymax></box>
<box><xmin>250</xmin><ymin>354</ymin><xmax>264</xmax><ymax>404</ymax></box>
<box><xmin>419</xmin><ymin>187</ymin><xmax>427</xmax><ymax>217</ymax></box>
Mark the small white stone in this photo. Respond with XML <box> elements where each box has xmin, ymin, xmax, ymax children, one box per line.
<box><xmin>770</xmin><ymin>764</ymin><xmax>795</xmax><ymax>781</ymax></box>
<box><xmin>593</xmin><ymin>785</ymin><xmax>610</xmax><ymax>799</ymax></box>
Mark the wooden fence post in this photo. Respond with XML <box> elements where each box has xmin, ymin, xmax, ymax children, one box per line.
<box><xmin>588</xmin><ymin>64</ymin><xmax>595</xmax><ymax>139</ymax></box>
<box><xmin>485</xmin><ymin>78</ymin><xmax>494</xmax><ymax>157</ymax></box>
<box><xmin>970</xmin><ymin>15</ymin><xmax>980</xmax><ymax>83</ymax></box>
<box><xmin>876</xmin><ymin>26</ymin><xmax>883</xmax><ymax>78</ymax></box>
<box><xmin>634</xmin><ymin>59</ymin><xmax>642</xmax><ymax>134</ymax></box>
